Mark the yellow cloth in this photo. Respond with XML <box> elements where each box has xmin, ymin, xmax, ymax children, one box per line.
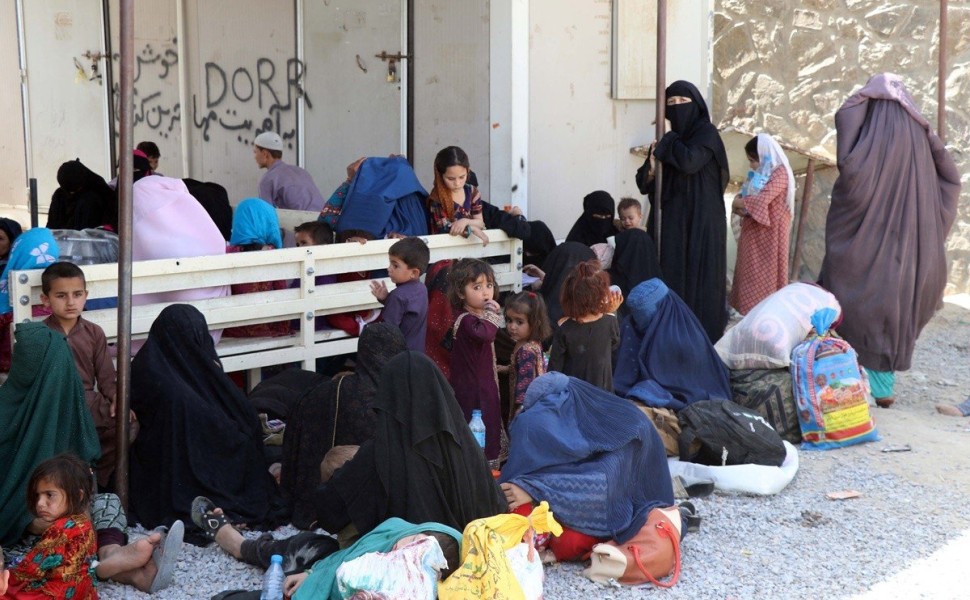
<box><xmin>438</xmin><ymin>501</ymin><xmax>563</xmax><ymax>600</ymax></box>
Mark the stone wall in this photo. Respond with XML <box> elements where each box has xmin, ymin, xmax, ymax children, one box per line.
<box><xmin>713</xmin><ymin>0</ymin><xmax>970</xmax><ymax>293</ymax></box>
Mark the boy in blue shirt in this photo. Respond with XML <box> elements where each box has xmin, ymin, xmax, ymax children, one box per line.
<box><xmin>369</xmin><ymin>237</ymin><xmax>429</xmax><ymax>352</ymax></box>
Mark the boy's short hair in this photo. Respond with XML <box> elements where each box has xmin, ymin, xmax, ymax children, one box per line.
<box><xmin>41</xmin><ymin>261</ymin><xmax>86</xmax><ymax>295</ymax></box>
<box><xmin>336</xmin><ymin>229</ymin><xmax>375</xmax><ymax>243</ymax></box>
<box><xmin>617</xmin><ymin>197</ymin><xmax>642</xmax><ymax>213</ymax></box>
<box><xmin>389</xmin><ymin>237</ymin><xmax>430</xmax><ymax>274</ymax></box>
<box><xmin>295</xmin><ymin>221</ymin><xmax>334</xmax><ymax>245</ymax></box>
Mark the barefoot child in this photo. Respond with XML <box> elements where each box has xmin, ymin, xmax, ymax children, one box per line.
<box><xmin>426</xmin><ymin>146</ymin><xmax>489</xmax><ymax>245</ymax></box>
<box><xmin>41</xmin><ymin>262</ymin><xmax>135</xmax><ymax>491</ymax></box>
<box><xmin>504</xmin><ymin>292</ymin><xmax>551</xmax><ymax>422</ymax></box>
<box><xmin>3</xmin><ymin>454</ymin><xmax>98</xmax><ymax>599</ymax></box>
<box><xmin>370</xmin><ymin>237</ymin><xmax>430</xmax><ymax>352</ymax></box>
<box><xmin>448</xmin><ymin>259</ymin><xmax>505</xmax><ymax>465</ymax></box>
<box><xmin>548</xmin><ymin>260</ymin><xmax>622</xmax><ymax>392</ymax></box>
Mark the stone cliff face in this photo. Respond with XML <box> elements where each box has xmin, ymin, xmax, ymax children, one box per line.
<box><xmin>713</xmin><ymin>0</ymin><xmax>970</xmax><ymax>293</ymax></box>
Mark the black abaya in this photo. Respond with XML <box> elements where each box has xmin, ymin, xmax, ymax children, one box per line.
<box><xmin>129</xmin><ymin>304</ymin><xmax>281</xmax><ymax>529</ymax></box>
<box><xmin>320</xmin><ymin>351</ymin><xmax>506</xmax><ymax>536</ymax></box>
<box><xmin>637</xmin><ymin>80</ymin><xmax>729</xmax><ymax>343</ymax></box>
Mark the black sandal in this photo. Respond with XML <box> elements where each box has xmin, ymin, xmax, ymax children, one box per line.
<box><xmin>191</xmin><ymin>496</ymin><xmax>229</xmax><ymax>540</ymax></box>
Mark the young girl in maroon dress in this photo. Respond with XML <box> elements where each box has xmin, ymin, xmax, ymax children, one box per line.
<box><xmin>503</xmin><ymin>291</ymin><xmax>551</xmax><ymax>423</ymax></box>
<box><xmin>4</xmin><ymin>454</ymin><xmax>97</xmax><ymax>600</ymax></box>
<box><xmin>447</xmin><ymin>258</ymin><xmax>505</xmax><ymax>465</ymax></box>
<box><xmin>548</xmin><ymin>260</ymin><xmax>623</xmax><ymax>392</ymax></box>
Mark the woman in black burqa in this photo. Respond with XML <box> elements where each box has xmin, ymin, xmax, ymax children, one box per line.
<box><xmin>636</xmin><ymin>80</ymin><xmax>729</xmax><ymax>343</ymax></box>
<box><xmin>280</xmin><ymin>323</ymin><xmax>408</xmax><ymax>529</ymax></box>
<box><xmin>129</xmin><ymin>304</ymin><xmax>282</xmax><ymax>531</ymax></box>
<box><xmin>314</xmin><ymin>351</ymin><xmax>506</xmax><ymax>536</ymax></box>
<box><xmin>48</xmin><ymin>159</ymin><xmax>118</xmax><ymax>231</ymax></box>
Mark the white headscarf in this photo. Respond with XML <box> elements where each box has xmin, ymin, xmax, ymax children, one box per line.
<box><xmin>740</xmin><ymin>133</ymin><xmax>796</xmax><ymax>217</ymax></box>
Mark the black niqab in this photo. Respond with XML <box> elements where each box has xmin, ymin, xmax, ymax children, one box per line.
<box><xmin>565</xmin><ymin>190</ymin><xmax>618</xmax><ymax>247</ymax></box>
<box><xmin>48</xmin><ymin>159</ymin><xmax>117</xmax><ymax>231</ymax></box>
<box><xmin>636</xmin><ymin>80</ymin><xmax>729</xmax><ymax>343</ymax></box>
<box><xmin>523</xmin><ymin>220</ymin><xmax>556</xmax><ymax>269</ymax></box>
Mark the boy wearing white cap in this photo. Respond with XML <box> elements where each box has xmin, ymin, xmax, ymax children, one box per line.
<box><xmin>253</xmin><ymin>131</ymin><xmax>325</xmax><ymax>212</ymax></box>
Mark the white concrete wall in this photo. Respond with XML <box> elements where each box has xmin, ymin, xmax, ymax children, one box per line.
<box><xmin>527</xmin><ymin>0</ymin><xmax>712</xmax><ymax>239</ymax></box>
<box><xmin>0</xmin><ymin>1</ymin><xmax>28</xmax><ymax>224</ymax></box>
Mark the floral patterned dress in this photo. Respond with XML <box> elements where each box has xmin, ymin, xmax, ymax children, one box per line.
<box><xmin>5</xmin><ymin>514</ymin><xmax>98</xmax><ymax>600</ymax></box>
<box><xmin>509</xmin><ymin>341</ymin><xmax>545</xmax><ymax>421</ymax></box>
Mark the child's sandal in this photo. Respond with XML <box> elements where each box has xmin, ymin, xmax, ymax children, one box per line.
<box><xmin>190</xmin><ymin>496</ymin><xmax>229</xmax><ymax>540</ymax></box>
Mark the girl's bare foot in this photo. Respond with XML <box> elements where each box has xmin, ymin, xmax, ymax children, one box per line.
<box><xmin>97</xmin><ymin>533</ymin><xmax>161</xmax><ymax>592</ymax></box>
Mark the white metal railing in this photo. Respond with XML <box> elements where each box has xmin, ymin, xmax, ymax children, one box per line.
<box><xmin>10</xmin><ymin>230</ymin><xmax>522</xmax><ymax>379</ymax></box>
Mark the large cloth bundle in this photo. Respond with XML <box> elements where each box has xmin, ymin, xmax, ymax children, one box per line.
<box><xmin>335</xmin><ymin>156</ymin><xmax>429</xmax><ymax>238</ymax></box>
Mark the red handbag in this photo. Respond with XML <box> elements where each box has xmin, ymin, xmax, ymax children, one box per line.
<box><xmin>583</xmin><ymin>506</ymin><xmax>682</xmax><ymax>587</ymax></box>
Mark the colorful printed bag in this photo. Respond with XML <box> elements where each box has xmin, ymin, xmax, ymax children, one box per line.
<box><xmin>790</xmin><ymin>309</ymin><xmax>879</xmax><ymax>450</ymax></box>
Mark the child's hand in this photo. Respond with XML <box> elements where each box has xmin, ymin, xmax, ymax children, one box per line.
<box><xmin>370</xmin><ymin>280</ymin><xmax>389</xmax><ymax>301</ymax></box>
<box><xmin>484</xmin><ymin>299</ymin><xmax>501</xmax><ymax>314</ymax></box>
<box><xmin>604</xmin><ymin>288</ymin><xmax>624</xmax><ymax>314</ymax></box>
<box><xmin>284</xmin><ymin>572</ymin><xmax>309</xmax><ymax>598</ymax></box>
<box><xmin>496</xmin><ymin>364</ymin><xmax>510</xmax><ymax>375</ymax></box>
<box><xmin>469</xmin><ymin>226</ymin><xmax>490</xmax><ymax>246</ymax></box>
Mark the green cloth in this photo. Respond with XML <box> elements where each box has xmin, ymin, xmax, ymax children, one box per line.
<box><xmin>865</xmin><ymin>368</ymin><xmax>895</xmax><ymax>400</ymax></box>
<box><xmin>294</xmin><ymin>518</ymin><xmax>461</xmax><ymax>600</ymax></box>
<box><xmin>0</xmin><ymin>322</ymin><xmax>101</xmax><ymax>546</ymax></box>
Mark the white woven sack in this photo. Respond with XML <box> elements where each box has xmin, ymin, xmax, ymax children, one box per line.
<box><xmin>716</xmin><ymin>283</ymin><xmax>841</xmax><ymax>369</ymax></box>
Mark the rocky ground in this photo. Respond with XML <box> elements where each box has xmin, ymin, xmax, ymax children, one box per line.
<box><xmin>100</xmin><ymin>297</ymin><xmax>970</xmax><ymax>600</ymax></box>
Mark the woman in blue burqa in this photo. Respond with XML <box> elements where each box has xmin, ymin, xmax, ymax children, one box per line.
<box><xmin>613</xmin><ymin>278</ymin><xmax>731</xmax><ymax>411</ymax></box>
<box><xmin>499</xmin><ymin>372</ymin><xmax>674</xmax><ymax>546</ymax></box>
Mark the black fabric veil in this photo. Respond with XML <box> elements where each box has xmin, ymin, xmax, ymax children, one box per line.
<box><xmin>565</xmin><ymin>190</ymin><xmax>619</xmax><ymax>247</ymax></box>
<box><xmin>329</xmin><ymin>351</ymin><xmax>505</xmax><ymax>535</ymax></box>
<box><xmin>129</xmin><ymin>304</ymin><xmax>281</xmax><ymax>529</ymax></box>
<box><xmin>540</xmin><ymin>242</ymin><xmax>596</xmax><ymax>327</ymax></box>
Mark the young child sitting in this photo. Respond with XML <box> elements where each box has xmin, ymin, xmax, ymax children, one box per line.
<box><xmin>616</xmin><ymin>197</ymin><xmax>644</xmax><ymax>231</ymax></box>
<box><xmin>369</xmin><ymin>237</ymin><xmax>430</xmax><ymax>352</ymax></box>
<box><xmin>41</xmin><ymin>261</ymin><xmax>136</xmax><ymax>492</ymax></box>
<box><xmin>3</xmin><ymin>454</ymin><xmax>98</xmax><ymax>599</ymax></box>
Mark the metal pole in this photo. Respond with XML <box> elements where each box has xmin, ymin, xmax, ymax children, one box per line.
<box><xmin>653</xmin><ymin>0</ymin><xmax>666</xmax><ymax>256</ymax></box>
<box><xmin>789</xmin><ymin>159</ymin><xmax>816</xmax><ymax>281</ymax></box>
<box><xmin>115</xmin><ymin>0</ymin><xmax>135</xmax><ymax>509</ymax></box>
<box><xmin>28</xmin><ymin>179</ymin><xmax>37</xmax><ymax>228</ymax></box>
<box><xmin>100</xmin><ymin>0</ymin><xmax>117</xmax><ymax>174</ymax></box>
<box><xmin>938</xmin><ymin>0</ymin><xmax>947</xmax><ymax>143</ymax></box>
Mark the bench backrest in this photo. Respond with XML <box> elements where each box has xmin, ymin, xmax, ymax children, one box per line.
<box><xmin>10</xmin><ymin>230</ymin><xmax>522</xmax><ymax>374</ymax></box>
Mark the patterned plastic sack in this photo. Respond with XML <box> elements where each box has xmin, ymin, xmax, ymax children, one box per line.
<box><xmin>790</xmin><ymin>309</ymin><xmax>879</xmax><ymax>450</ymax></box>
<box><xmin>730</xmin><ymin>368</ymin><xmax>801</xmax><ymax>444</ymax></box>
<box><xmin>716</xmin><ymin>283</ymin><xmax>841</xmax><ymax>369</ymax></box>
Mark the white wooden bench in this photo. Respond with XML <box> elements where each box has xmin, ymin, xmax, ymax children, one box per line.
<box><xmin>10</xmin><ymin>230</ymin><xmax>522</xmax><ymax>384</ymax></box>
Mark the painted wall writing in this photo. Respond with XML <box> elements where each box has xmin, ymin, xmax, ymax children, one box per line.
<box><xmin>193</xmin><ymin>57</ymin><xmax>312</xmax><ymax>146</ymax></box>
<box><xmin>115</xmin><ymin>41</ymin><xmax>310</xmax><ymax>149</ymax></box>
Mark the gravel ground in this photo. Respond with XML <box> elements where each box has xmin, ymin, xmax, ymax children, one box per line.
<box><xmin>100</xmin><ymin>300</ymin><xmax>970</xmax><ymax>600</ymax></box>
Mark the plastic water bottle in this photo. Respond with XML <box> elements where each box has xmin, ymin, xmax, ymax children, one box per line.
<box><xmin>469</xmin><ymin>409</ymin><xmax>486</xmax><ymax>449</ymax></box>
<box><xmin>260</xmin><ymin>554</ymin><xmax>285</xmax><ymax>600</ymax></box>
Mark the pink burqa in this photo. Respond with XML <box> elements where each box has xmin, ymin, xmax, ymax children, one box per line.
<box><xmin>132</xmin><ymin>176</ymin><xmax>229</xmax><ymax>348</ymax></box>
<box><xmin>818</xmin><ymin>73</ymin><xmax>960</xmax><ymax>372</ymax></box>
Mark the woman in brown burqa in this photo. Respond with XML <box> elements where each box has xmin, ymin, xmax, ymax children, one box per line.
<box><xmin>818</xmin><ymin>73</ymin><xmax>960</xmax><ymax>407</ymax></box>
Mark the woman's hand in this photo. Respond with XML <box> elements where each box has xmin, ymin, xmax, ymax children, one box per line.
<box><xmin>523</xmin><ymin>264</ymin><xmax>545</xmax><ymax>289</ymax></box>
<box><xmin>500</xmin><ymin>482</ymin><xmax>533</xmax><ymax>511</ymax></box>
<box><xmin>284</xmin><ymin>572</ymin><xmax>309</xmax><ymax>598</ymax></box>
